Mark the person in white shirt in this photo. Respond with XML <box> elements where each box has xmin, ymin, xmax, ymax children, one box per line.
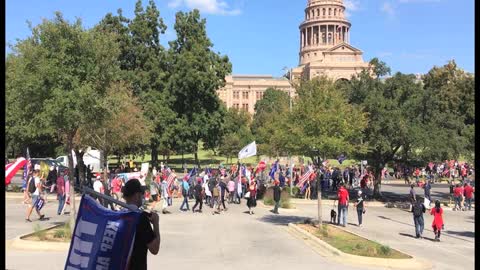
<box><xmin>93</xmin><ymin>175</ymin><xmax>104</xmax><ymax>204</ymax></box>
<box><xmin>203</xmin><ymin>179</ymin><xmax>212</xmax><ymax>206</ymax></box>
<box><xmin>26</xmin><ymin>170</ymin><xmax>45</xmax><ymax>222</ymax></box>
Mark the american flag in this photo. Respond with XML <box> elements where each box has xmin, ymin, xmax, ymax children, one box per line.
<box><xmin>296</xmin><ymin>169</ymin><xmax>314</xmax><ymax>188</ymax></box>
<box><xmin>166</xmin><ymin>173</ymin><xmax>177</xmax><ymax>188</ymax></box>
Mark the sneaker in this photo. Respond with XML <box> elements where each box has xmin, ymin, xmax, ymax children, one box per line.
<box><xmin>25</xmin><ymin>219</ymin><xmax>32</xmax><ymax>222</ymax></box>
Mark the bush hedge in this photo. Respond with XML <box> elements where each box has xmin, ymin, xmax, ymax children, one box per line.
<box><xmin>263</xmin><ymin>186</ymin><xmax>294</xmax><ymax>209</ymax></box>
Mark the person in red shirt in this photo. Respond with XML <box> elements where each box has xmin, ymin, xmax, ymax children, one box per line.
<box><xmin>453</xmin><ymin>184</ymin><xmax>464</xmax><ymax>211</ymax></box>
<box><xmin>336</xmin><ymin>183</ymin><xmax>349</xmax><ymax>227</ymax></box>
<box><xmin>415</xmin><ymin>168</ymin><xmax>420</xmax><ymax>184</ymax></box>
<box><xmin>463</xmin><ymin>183</ymin><xmax>475</xmax><ymax>211</ymax></box>
<box><xmin>430</xmin><ymin>200</ymin><xmax>444</xmax><ymax>242</ymax></box>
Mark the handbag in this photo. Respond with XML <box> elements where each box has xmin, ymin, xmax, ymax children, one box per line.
<box><xmin>244</xmin><ymin>191</ymin><xmax>250</xmax><ymax>199</ymax></box>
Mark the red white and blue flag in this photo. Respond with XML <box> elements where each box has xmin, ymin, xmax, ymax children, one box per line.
<box><xmin>296</xmin><ymin>169</ymin><xmax>314</xmax><ymax>188</ymax></box>
<box><xmin>5</xmin><ymin>157</ymin><xmax>27</xmax><ymax>186</ymax></box>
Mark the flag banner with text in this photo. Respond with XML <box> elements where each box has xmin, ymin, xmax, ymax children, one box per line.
<box><xmin>65</xmin><ymin>194</ymin><xmax>141</xmax><ymax>270</ymax></box>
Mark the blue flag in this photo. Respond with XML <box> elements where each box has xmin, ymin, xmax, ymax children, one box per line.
<box><xmin>337</xmin><ymin>154</ymin><xmax>346</xmax><ymax>165</ymax></box>
<box><xmin>268</xmin><ymin>161</ymin><xmax>278</xmax><ymax>180</ymax></box>
<box><xmin>65</xmin><ymin>194</ymin><xmax>141</xmax><ymax>270</ymax></box>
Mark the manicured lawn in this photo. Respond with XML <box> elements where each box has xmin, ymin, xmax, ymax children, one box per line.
<box><xmin>298</xmin><ymin>224</ymin><xmax>411</xmax><ymax>259</ymax></box>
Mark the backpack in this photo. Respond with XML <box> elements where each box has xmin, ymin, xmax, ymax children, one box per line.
<box><xmin>413</xmin><ymin>204</ymin><xmax>423</xmax><ymax>217</ymax></box>
<box><xmin>213</xmin><ymin>186</ymin><xmax>220</xmax><ymax>197</ymax></box>
<box><xmin>28</xmin><ymin>177</ymin><xmax>36</xmax><ymax>193</ymax></box>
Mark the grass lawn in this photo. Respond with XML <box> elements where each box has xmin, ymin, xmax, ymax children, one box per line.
<box><xmin>298</xmin><ymin>224</ymin><xmax>411</xmax><ymax>259</ymax></box>
<box><xmin>24</xmin><ymin>223</ymin><xmax>72</xmax><ymax>243</ymax></box>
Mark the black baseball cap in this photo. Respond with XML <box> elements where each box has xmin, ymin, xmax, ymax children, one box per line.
<box><xmin>122</xmin><ymin>179</ymin><xmax>143</xmax><ymax>197</ymax></box>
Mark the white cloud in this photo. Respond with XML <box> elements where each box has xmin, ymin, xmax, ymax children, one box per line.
<box><xmin>381</xmin><ymin>2</ymin><xmax>395</xmax><ymax>17</ymax></box>
<box><xmin>168</xmin><ymin>0</ymin><xmax>241</xmax><ymax>16</ymax></box>
<box><xmin>344</xmin><ymin>0</ymin><xmax>360</xmax><ymax>17</ymax></box>
<box><xmin>381</xmin><ymin>0</ymin><xmax>442</xmax><ymax>18</ymax></box>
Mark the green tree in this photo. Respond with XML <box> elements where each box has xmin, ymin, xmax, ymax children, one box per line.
<box><xmin>167</xmin><ymin>9</ymin><xmax>232</xmax><ymax>167</ymax></box>
<box><xmin>281</xmin><ymin>77</ymin><xmax>367</xmax><ymax>161</ymax></box>
<box><xmin>216</xmin><ymin>108</ymin><xmax>254</xmax><ymax>161</ymax></box>
<box><xmin>96</xmin><ymin>0</ymin><xmax>175</xmax><ymax>167</ymax></box>
<box><xmin>251</xmin><ymin>88</ymin><xmax>290</xmax><ymax>156</ymax></box>
<box><xmin>369</xmin><ymin>57</ymin><xmax>391</xmax><ymax>78</ymax></box>
<box><xmin>76</xmin><ymin>82</ymin><xmax>153</xmax><ymax>180</ymax></box>
<box><xmin>415</xmin><ymin>61</ymin><xmax>475</xmax><ymax>162</ymax></box>
<box><xmin>6</xmin><ymin>12</ymin><xmax>121</xmax><ymax>228</ymax></box>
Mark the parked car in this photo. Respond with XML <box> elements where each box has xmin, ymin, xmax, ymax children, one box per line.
<box><xmin>56</xmin><ymin>147</ymin><xmax>104</xmax><ymax>173</ymax></box>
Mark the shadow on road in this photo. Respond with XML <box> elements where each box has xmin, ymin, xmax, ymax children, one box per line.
<box><xmin>445</xmin><ymin>230</ymin><xmax>475</xmax><ymax>238</ymax></box>
<box><xmin>258</xmin><ymin>215</ymin><xmax>311</xmax><ymax>226</ymax></box>
<box><xmin>399</xmin><ymin>232</ymin><xmax>436</xmax><ymax>242</ymax></box>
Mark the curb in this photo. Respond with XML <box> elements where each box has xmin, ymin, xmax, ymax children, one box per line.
<box><xmin>9</xmin><ymin>224</ymin><xmax>71</xmax><ymax>252</ymax></box>
<box><xmin>288</xmin><ymin>223</ymin><xmax>432</xmax><ymax>270</ymax></box>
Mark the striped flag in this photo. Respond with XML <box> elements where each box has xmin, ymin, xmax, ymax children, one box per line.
<box><xmin>296</xmin><ymin>169</ymin><xmax>314</xmax><ymax>188</ymax></box>
<box><xmin>5</xmin><ymin>157</ymin><xmax>27</xmax><ymax>186</ymax></box>
<box><xmin>166</xmin><ymin>173</ymin><xmax>177</xmax><ymax>188</ymax></box>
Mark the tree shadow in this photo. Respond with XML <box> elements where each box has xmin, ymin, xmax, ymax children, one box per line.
<box><xmin>444</xmin><ymin>230</ymin><xmax>475</xmax><ymax>238</ymax></box>
<box><xmin>258</xmin><ymin>215</ymin><xmax>312</xmax><ymax>226</ymax></box>
<box><xmin>399</xmin><ymin>233</ymin><xmax>436</xmax><ymax>242</ymax></box>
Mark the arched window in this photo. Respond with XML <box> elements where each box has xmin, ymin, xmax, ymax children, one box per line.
<box><xmin>334</xmin><ymin>9</ymin><xmax>337</xmax><ymax>16</ymax></box>
<box><xmin>329</xmin><ymin>8</ymin><xmax>331</xmax><ymax>16</ymax></box>
<box><xmin>317</xmin><ymin>9</ymin><xmax>320</xmax><ymax>17</ymax></box>
<box><xmin>323</xmin><ymin>8</ymin><xmax>326</xmax><ymax>16</ymax></box>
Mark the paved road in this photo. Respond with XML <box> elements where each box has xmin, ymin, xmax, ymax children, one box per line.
<box><xmin>293</xmin><ymin>200</ymin><xmax>475</xmax><ymax>270</ymax></box>
<box><xmin>6</xmin><ymin>197</ymin><xmax>379</xmax><ymax>270</ymax></box>
<box><xmin>6</xmin><ymin>189</ymin><xmax>474</xmax><ymax>270</ymax></box>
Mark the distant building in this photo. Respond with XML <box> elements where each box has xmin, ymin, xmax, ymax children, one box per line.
<box><xmin>217</xmin><ymin>0</ymin><xmax>370</xmax><ymax>113</ymax></box>
<box><xmin>217</xmin><ymin>75</ymin><xmax>293</xmax><ymax>115</ymax></box>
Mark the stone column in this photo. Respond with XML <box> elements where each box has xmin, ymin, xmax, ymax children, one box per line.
<box><xmin>326</xmin><ymin>24</ymin><xmax>329</xmax><ymax>45</ymax></box>
<box><xmin>301</xmin><ymin>29</ymin><xmax>304</xmax><ymax>48</ymax></box>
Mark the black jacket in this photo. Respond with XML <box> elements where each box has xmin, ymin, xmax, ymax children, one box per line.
<box><xmin>273</xmin><ymin>185</ymin><xmax>281</xmax><ymax>202</ymax></box>
<box><xmin>194</xmin><ymin>183</ymin><xmax>203</xmax><ymax>199</ymax></box>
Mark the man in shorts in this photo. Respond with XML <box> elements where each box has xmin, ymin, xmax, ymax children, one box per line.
<box><xmin>26</xmin><ymin>170</ymin><xmax>46</xmax><ymax>222</ymax></box>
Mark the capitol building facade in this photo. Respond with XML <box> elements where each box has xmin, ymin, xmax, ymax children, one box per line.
<box><xmin>217</xmin><ymin>0</ymin><xmax>370</xmax><ymax>114</ymax></box>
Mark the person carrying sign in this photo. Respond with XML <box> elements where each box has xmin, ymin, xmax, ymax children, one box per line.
<box><xmin>123</xmin><ymin>179</ymin><xmax>160</xmax><ymax>270</ymax></box>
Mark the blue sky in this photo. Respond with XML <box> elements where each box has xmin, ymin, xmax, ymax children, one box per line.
<box><xmin>6</xmin><ymin>0</ymin><xmax>474</xmax><ymax>77</ymax></box>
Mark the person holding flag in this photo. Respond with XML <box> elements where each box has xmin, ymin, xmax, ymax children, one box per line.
<box><xmin>269</xmin><ymin>160</ymin><xmax>279</xmax><ymax>180</ymax></box>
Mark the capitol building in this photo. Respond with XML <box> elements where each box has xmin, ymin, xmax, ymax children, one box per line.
<box><xmin>217</xmin><ymin>0</ymin><xmax>370</xmax><ymax>114</ymax></box>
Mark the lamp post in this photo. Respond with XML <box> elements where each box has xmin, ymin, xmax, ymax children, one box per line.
<box><xmin>312</xmin><ymin>148</ymin><xmax>322</xmax><ymax>226</ymax></box>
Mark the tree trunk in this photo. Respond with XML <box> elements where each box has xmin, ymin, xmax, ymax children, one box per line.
<box><xmin>373</xmin><ymin>165</ymin><xmax>383</xmax><ymax>199</ymax></box>
<box><xmin>194</xmin><ymin>143</ymin><xmax>200</xmax><ymax>168</ymax></box>
<box><xmin>104</xmin><ymin>151</ymin><xmax>109</xmax><ymax>184</ymax></box>
<box><xmin>151</xmin><ymin>142</ymin><xmax>158</xmax><ymax>169</ymax></box>
<box><xmin>75</xmin><ymin>149</ymin><xmax>86</xmax><ymax>187</ymax></box>
<box><xmin>66</xmin><ymin>134</ymin><xmax>77</xmax><ymax>230</ymax></box>
<box><xmin>117</xmin><ymin>154</ymin><xmax>121</xmax><ymax>169</ymax></box>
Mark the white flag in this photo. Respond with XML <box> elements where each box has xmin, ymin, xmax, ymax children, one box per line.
<box><xmin>238</xmin><ymin>141</ymin><xmax>257</xmax><ymax>160</ymax></box>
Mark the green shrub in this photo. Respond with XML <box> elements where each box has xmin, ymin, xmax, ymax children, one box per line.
<box><xmin>54</xmin><ymin>229</ymin><xmax>66</xmax><ymax>239</ymax></box>
<box><xmin>263</xmin><ymin>186</ymin><xmax>292</xmax><ymax>208</ymax></box>
<box><xmin>379</xmin><ymin>245</ymin><xmax>392</xmax><ymax>256</ymax></box>
<box><xmin>264</xmin><ymin>197</ymin><xmax>274</xmax><ymax>206</ymax></box>
<box><xmin>284</xmin><ymin>186</ymin><xmax>300</xmax><ymax>197</ymax></box>
<box><xmin>33</xmin><ymin>224</ymin><xmax>46</xmax><ymax>241</ymax></box>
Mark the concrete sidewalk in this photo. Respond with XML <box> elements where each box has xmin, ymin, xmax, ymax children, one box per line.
<box><xmin>293</xmin><ymin>201</ymin><xmax>474</xmax><ymax>270</ymax></box>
